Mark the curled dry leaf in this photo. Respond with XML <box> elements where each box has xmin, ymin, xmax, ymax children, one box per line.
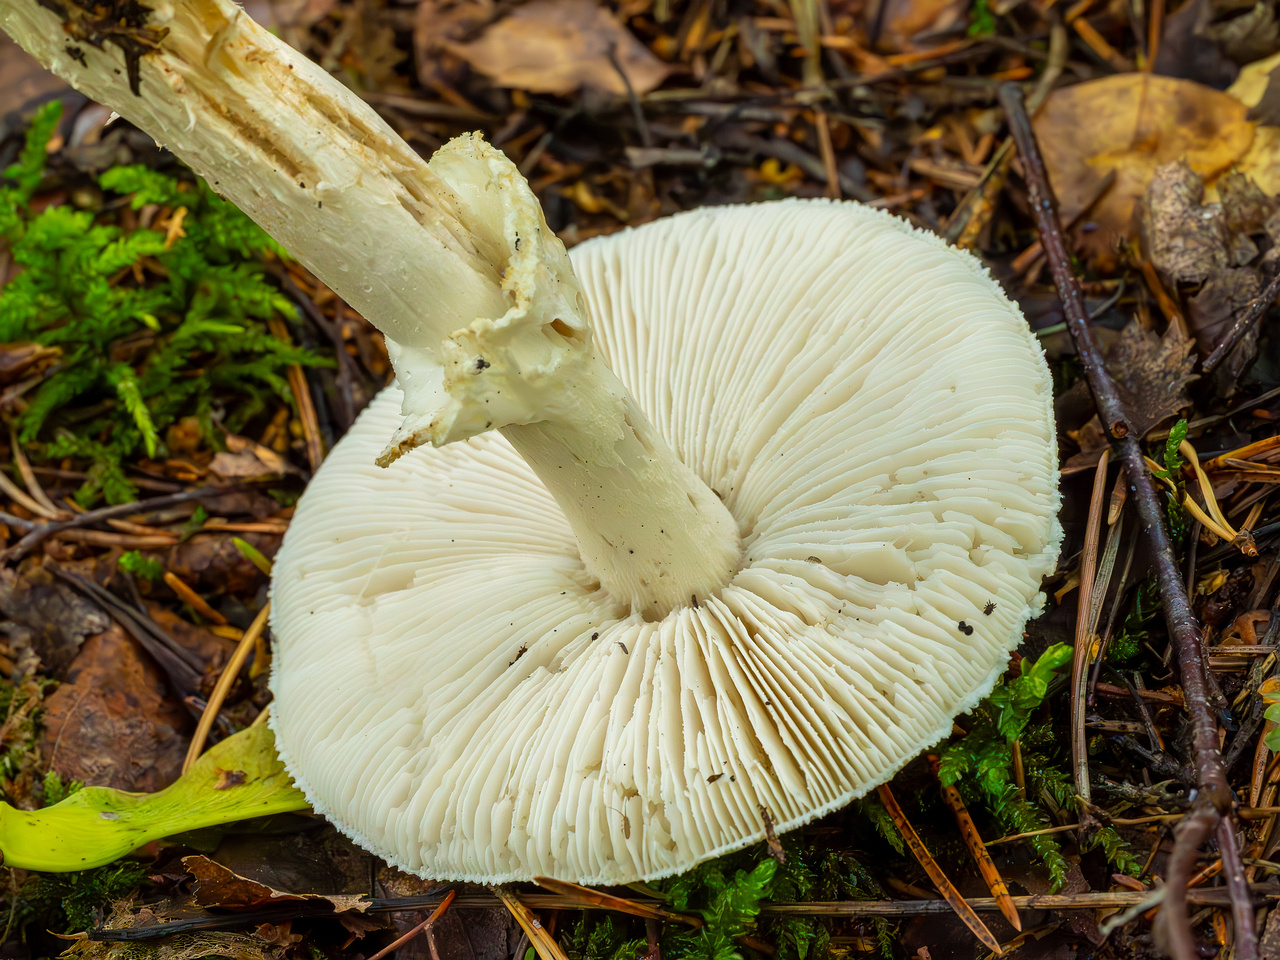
<box><xmin>62</xmin><ymin>908</ymin><xmax>280</xmax><ymax>960</ymax></box>
<box><xmin>0</xmin><ymin>341</ymin><xmax>59</xmax><ymax>386</ymax></box>
<box><xmin>185</xmin><ymin>855</ymin><xmax>371</xmax><ymax>913</ymax></box>
<box><xmin>1152</xmin><ymin>0</ymin><xmax>1240</xmax><ymax>88</ymax></box>
<box><xmin>1034</xmin><ymin>74</ymin><xmax>1254</xmax><ymax>267</ymax></box>
<box><xmin>1141</xmin><ymin>161</ymin><xmax>1231</xmax><ymax>285</ymax></box>
<box><xmin>878</xmin><ymin>0</ymin><xmax>969</xmax><ymax>49</ymax></box>
<box><xmin>446</xmin><ymin>0</ymin><xmax>672</xmax><ymax>97</ymax></box>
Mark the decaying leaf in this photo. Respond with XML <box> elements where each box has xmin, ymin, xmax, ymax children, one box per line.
<box><xmin>185</xmin><ymin>855</ymin><xmax>370</xmax><ymax>914</ymax></box>
<box><xmin>0</xmin><ymin>560</ymin><xmax>111</xmax><ymax>677</ymax></box>
<box><xmin>1139</xmin><ymin>162</ymin><xmax>1276</xmax><ymax>380</ymax></box>
<box><xmin>1188</xmin><ymin>267</ymin><xmax>1264</xmax><ymax>361</ymax></box>
<box><xmin>166</xmin><ymin>533</ymin><xmax>278</xmax><ymax>594</ymax></box>
<box><xmin>446</xmin><ymin>0</ymin><xmax>672</xmax><ymax>97</ymax></box>
<box><xmin>39</xmin><ymin>622</ymin><xmax>189</xmax><ymax>793</ymax></box>
<box><xmin>1152</xmin><ymin>0</ymin><xmax>1241</xmax><ymax>88</ymax></box>
<box><xmin>1106</xmin><ymin>321</ymin><xmax>1199</xmax><ymax>438</ymax></box>
<box><xmin>878</xmin><ymin>0</ymin><xmax>968</xmax><ymax>49</ymax></box>
<box><xmin>209</xmin><ymin>434</ymin><xmax>301</xmax><ymax>482</ymax></box>
<box><xmin>1140</xmin><ymin>161</ymin><xmax>1230</xmax><ymax>284</ymax></box>
<box><xmin>0</xmin><ymin>341</ymin><xmax>59</xmax><ymax>386</ymax></box>
<box><xmin>1034</xmin><ymin>74</ymin><xmax>1255</xmax><ymax>267</ymax></box>
<box><xmin>1207</xmin><ymin>3</ymin><xmax>1280</xmax><ymax>66</ymax></box>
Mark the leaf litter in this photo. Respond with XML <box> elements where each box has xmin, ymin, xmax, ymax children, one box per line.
<box><xmin>9</xmin><ymin>0</ymin><xmax>1280</xmax><ymax>958</ymax></box>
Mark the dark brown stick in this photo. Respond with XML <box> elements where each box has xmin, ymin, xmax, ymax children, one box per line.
<box><xmin>998</xmin><ymin>82</ymin><xmax>1255</xmax><ymax>960</ymax></box>
<box><xmin>94</xmin><ymin>887</ymin><xmax>1280</xmax><ymax>942</ymax></box>
<box><xmin>1218</xmin><ymin>816</ymin><xmax>1260</xmax><ymax>960</ymax></box>
<box><xmin>365</xmin><ymin>890</ymin><xmax>455</xmax><ymax>960</ymax></box>
<box><xmin>1</xmin><ymin>486</ymin><xmax>230</xmax><ymax>562</ymax></box>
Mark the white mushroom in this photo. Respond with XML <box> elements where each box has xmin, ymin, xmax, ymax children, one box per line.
<box><xmin>0</xmin><ymin>0</ymin><xmax>1060</xmax><ymax>884</ymax></box>
<box><xmin>269</xmin><ymin>197</ymin><xmax>1061</xmax><ymax>884</ymax></box>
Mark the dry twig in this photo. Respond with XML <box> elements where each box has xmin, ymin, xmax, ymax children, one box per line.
<box><xmin>999</xmin><ymin>82</ymin><xmax>1256</xmax><ymax>960</ymax></box>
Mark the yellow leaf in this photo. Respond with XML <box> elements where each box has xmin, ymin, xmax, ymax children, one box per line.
<box><xmin>1034</xmin><ymin>74</ymin><xmax>1254</xmax><ymax>268</ymax></box>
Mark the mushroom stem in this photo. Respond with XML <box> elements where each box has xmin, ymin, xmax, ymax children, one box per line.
<box><xmin>502</xmin><ymin>374</ymin><xmax>742</xmax><ymax>620</ymax></box>
<box><xmin>0</xmin><ymin>0</ymin><xmax>743</xmax><ymax>617</ymax></box>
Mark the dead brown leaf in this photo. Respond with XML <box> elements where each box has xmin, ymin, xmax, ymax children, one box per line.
<box><xmin>1187</xmin><ymin>267</ymin><xmax>1264</xmax><ymax>380</ymax></box>
<box><xmin>185</xmin><ymin>855</ymin><xmax>371</xmax><ymax>914</ymax></box>
<box><xmin>1152</xmin><ymin>0</ymin><xmax>1239</xmax><ymax>88</ymax></box>
<box><xmin>1139</xmin><ymin>161</ymin><xmax>1274</xmax><ymax>378</ymax></box>
<box><xmin>0</xmin><ymin>560</ymin><xmax>111</xmax><ymax>678</ymax></box>
<box><xmin>0</xmin><ymin>342</ymin><xmax>59</xmax><ymax>385</ymax></box>
<box><xmin>447</xmin><ymin>0</ymin><xmax>672</xmax><ymax>97</ymax></box>
<box><xmin>879</xmin><ymin>0</ymin><xmax>968</xmax><ymax>49</ymax></box>
<box><xmin>1141</xmin><ymin>161</ymin><xmax>1229</xmax><ymax>285</ymax></box>
<box><xmin>1106</xmin><ymin>320</ymin><xmax>1199</xmax><ymax>438</ymax></box>
<box><xmin>40</xmin><ymin>622</ymin><xmax>189</xmax><ymax>792</ymax></box>
<box><xmin>147</xmin><ymin>604</ymin><xmax>235</xmax><ymax>669</ymax></box>
<box><xmin>209</xmin><ymin>434</ymin><xmax>300</xmax><ymax>482</ymax></box>
<box><xmin>63</xmin><ymin>903</ymin><xmax>283</xmax><ymax>960</ymax></box>
<box><xmin>166</xmin><ymin>533</ymin><xmax>277</xmax><ymax>594</ymax></box>
<box><xmin>1208</xmin><ymin>4</ymin><xmax>1280</xmax><ymax>66</ymax></box>
<box><xmin>1034</xmin><ymin>74</ymin><xmax>1255</xmax><ymax>267</ymax></box>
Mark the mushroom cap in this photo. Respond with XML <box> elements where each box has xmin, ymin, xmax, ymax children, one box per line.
<box><xmin>269</xmin><ymin>198</ymin><xmax>1061</xmax><ymax>884</ymax></box>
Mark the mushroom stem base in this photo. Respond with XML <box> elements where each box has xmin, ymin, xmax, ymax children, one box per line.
<box><xmin>501</xmin><ymin>360</ymin><xmax>742</xmax><ymax>620</ymax></box>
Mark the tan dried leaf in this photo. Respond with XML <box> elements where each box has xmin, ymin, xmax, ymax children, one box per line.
<box><xmin>447</xmin><ymin>0</ymin><xmax>671</xmax><ymax>96</ymax></box>
<box><xmin>209</xmin><ymin>434</ymin><xmax>300</xmax><ymax>481</ymax></box>
<box><xmin>1034</xmin><ymin>74</ymin><xmax>1255</xmax><ymax>267</ymax></box>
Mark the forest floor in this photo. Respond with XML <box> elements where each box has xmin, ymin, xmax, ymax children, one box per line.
<box><xmin>2</xmin><ymin>0</ymin><xmax>1280</xmax><ymax>957</ymax></box>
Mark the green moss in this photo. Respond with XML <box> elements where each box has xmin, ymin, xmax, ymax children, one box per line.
<box><xmin>18</xmin><ymin>860</ymin><xmax>149</xmax><ymax>933</ymax></box>
<box><xmin>0</xmin><ymin>103</ymin><xmax>330</xmax><ymax>505</ymax></box>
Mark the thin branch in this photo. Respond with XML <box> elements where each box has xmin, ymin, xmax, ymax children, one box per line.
<box><xmin>1219</xmin><ymin>817</ymin><xmax>1260</xmax><ymax>959</ymax></box>
<box><xmin>366</xmin><ymin>890</ymin><xmax>456</xmax><ymax>960</ymax></box>
<box><xmin>1</xmin><ymin>486</ymin><xmax>229</xmax><ymax>562</ymax></box>
<box><xmin>998</xmin><ymin>82</ymin><xmax>1255</xmax><ymax>960</ymax></box>
<box><xmin>92</xmin><ymin>887</ymin><xmax>1280</xmax><ymax>942</ymax></box>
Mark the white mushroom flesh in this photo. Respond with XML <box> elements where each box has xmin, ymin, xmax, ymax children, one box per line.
<box><xmin>0</xmin><ymin>0</ymin><xmax>1061</xmax><ymax>883</ymax></box>
<box><xmin>270</xmin><ymin>200</ymin><xmax>1061</xmax><ymax>884</ymax></box>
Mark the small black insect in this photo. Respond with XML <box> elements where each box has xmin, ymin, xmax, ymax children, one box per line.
<box><xmin>474</xmin><ymin>357</ymin><xmax>491</xmax><ymax>372</ymax></box>
<box><xmin>617</xmin><ymin>641</ymin><xmax>629</xmax><ymax>654</ymax></box>
<box><xmin>958</xmin><ymin>621</ymin><xmax>974</xmax><ymax>636</ymax></box>
<box><xmin>983</xmin><ymin>601</ymin><xmax>997</xmax><ymax>616</ymax></box>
